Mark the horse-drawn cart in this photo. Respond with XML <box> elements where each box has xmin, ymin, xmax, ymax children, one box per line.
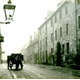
<box><xmin>7</xmin><ymin>53</ymin><xmax>24</xmax><ymax>70</ymax></box>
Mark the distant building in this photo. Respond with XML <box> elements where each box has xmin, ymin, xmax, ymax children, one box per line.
<box><xmin>23</xmin><ymin>31</ymin><xmax>38</xmax><ymax>64</ymax></box>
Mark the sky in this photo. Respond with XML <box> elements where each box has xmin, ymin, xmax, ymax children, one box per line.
<box><xmin>0</xmin><ymin>0</ymin><xmax>61</xmax><ymax>60</ymax></box>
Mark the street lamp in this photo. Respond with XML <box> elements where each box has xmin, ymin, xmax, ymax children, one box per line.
<box><xmin>0</xmin><ymin>0</ymin><xmax>16</xmax><ymax>63</ymax></box>
<box><xmin>3</xmin><ymin>0</ymin><xmax>16</xmax><ymax>21</ymax></box>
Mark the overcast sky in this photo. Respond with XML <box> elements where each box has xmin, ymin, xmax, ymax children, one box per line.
<box><xmin>0</xmin><ymin>0</ymin><xmax>61</xmax><ymax>60</ymax></box>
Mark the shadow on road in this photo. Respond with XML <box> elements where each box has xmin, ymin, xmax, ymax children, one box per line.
<box><xmin>9</xmin><ymin>69</ymin><xmax>22</xmax><ymax>71</ymax></box>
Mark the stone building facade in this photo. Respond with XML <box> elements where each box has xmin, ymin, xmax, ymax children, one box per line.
<box><xmin>53</xmin><ymin>0</ymin><xmax>77</xmax><ymax>63</ymax></box>
<box><xmin>38</xmin><ymin>0</ymin><xmax>79</xmax><ymax>65</ymax></box>
<box><xmin>38</xmin><ymin>11</ymin><xmax>54</xmax><ymax>64</ymax></box>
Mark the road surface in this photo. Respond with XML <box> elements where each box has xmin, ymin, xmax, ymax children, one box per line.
<box><xmin>0</xmin><ymin>63</ymin><xmax>80</xmax><ymax>79</ymax></box>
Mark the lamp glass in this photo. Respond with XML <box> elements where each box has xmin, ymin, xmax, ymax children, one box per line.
<box><xmin>5</xmin><ymin>9</ymin><xmax>14</xmax><ymax>20</ymax></box>
<box><xmin>3</xmin><ymin>4</ymin><xmax>16</xmax><ymax>21</ymax></box>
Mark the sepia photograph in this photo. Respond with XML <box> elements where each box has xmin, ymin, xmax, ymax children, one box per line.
<box><xmin>0</xmin><ymin>0</ymin><xmax>80</xmax><ymax>79</ymax></box>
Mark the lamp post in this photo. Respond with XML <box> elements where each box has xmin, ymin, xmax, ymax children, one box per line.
<box><xmin>0</xmin><ymin>0</ymin><xmax>16</xmax><ymax>64</ymax></box>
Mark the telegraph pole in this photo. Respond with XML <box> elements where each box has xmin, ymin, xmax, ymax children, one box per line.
<box><xmin>0</xmin><ymin>25</ymin><xmax>3</xmax><ymax>64</ymax></box>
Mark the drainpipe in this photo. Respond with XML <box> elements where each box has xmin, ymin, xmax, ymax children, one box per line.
<box><xmin>75</xmin><ymin>0</ymin><xmax>78</xmax><ymax>54</ymax></box>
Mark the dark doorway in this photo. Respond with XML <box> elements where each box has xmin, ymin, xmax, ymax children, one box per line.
<box><xmin>45</xmin><ymin>50</ymin><xmax>48</xmax><ymax>64</ymax></box>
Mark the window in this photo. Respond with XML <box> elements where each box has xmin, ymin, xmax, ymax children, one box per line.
<box><xmin>65</xmin><ymin>6</ymin><xmax>68</xmax><ymax>14</ymax></box>
<box><xmin>40</xmin><ymin>51</ymin><xmax>42</xmax><ymax>61</ymax></box>
<box><xmin>51</xmin><ymin>18</ymin><xmax>53</xmax><ymax>26</ymax></box>
<box><xmin>45</xmin><ymin>24</ymin><xmax>47</xmax><ymax>35</ymax></box>
<box><xmin>43</xmin><ymin>39</ymin><xmax>44</xmax><ymax>48</ymax></box>
<box><xmin>79</xmin><ymin>39</ymin><xmax>80</xmax><ymax>52</ymax></box>
<box><xmin>43</xmin><ymin>52</ymin><xmax>44</xmax><ymax>62</ymax></box>
<box><xmin>51</xmin><ymin>48</ymin><xmax>53</xmax><ymax>54</ymax></box>
<box><xmin>40</xmin><ymin>40</ymin><xmax>42</xmax><ymax>50</ymax></box>
<box><xmin>46</xmin><ymin>37</ymin><xmax>47</xmax><ymax>46</ymax></box>
<box><xmin>55</xmin><ymin>30</ymin><xmax>57</xmax><ymax>40</ymax></box>
<box><xmin>46</xmin><ymin>24</ymin><xmax>47</xmax><ymax>31</ymax></box>
<box><xmin>67</xmin><ymin>43</ymin><xmax>69</xmax><ymax>54</ymax></box>
<box><xmin>51</xmin><ymin>33</ymin><xmax>53</xmax><ymax>42</ymax></box>
<box><xmin>66</xmin><ymin>23</ymin><xmax>68</xmax><ymax>35</ymax></box>
<box><xmin>42</xmin><ymin>27</ymin><xmax>44</xmax><ymax>33</ymax></box>
<box><xmin>60</xmin><ymin>27</ymin><xmax>62</xmax><ymax>37</ymax></box>
<box><xmin>60</xmin><ymin>10</ymin><xmax>62</xmax><ymax>19</ymax></box>
<box><xmin>62</xmin><ymin>44</ymin><xmax>65</xmax><ymax>54</ymax></box>
<box><xmin>45</xmin><ymin>50</ymin><xmax>48</xmax><ymax>64</ymax></box>
<box><xmin>78</xmin><ymin>16</ymin><xmax>80</xmax><ymax>29</ymax></box>
<box><xmin>55</xmin><ymin>14</ymin><xmax>57</xmax><ymax>23</ymax></box>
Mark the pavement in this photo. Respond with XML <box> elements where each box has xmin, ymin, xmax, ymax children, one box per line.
<box><xmin>29</xmin><ymin>64</ymin><xmax>80</xmax><ymax>77</ymax></box>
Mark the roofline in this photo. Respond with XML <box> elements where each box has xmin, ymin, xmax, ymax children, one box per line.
<box><xmin>38</xmin><ymin>1</ymin><xmax>69</xmax><ymax>30</ymax></box>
